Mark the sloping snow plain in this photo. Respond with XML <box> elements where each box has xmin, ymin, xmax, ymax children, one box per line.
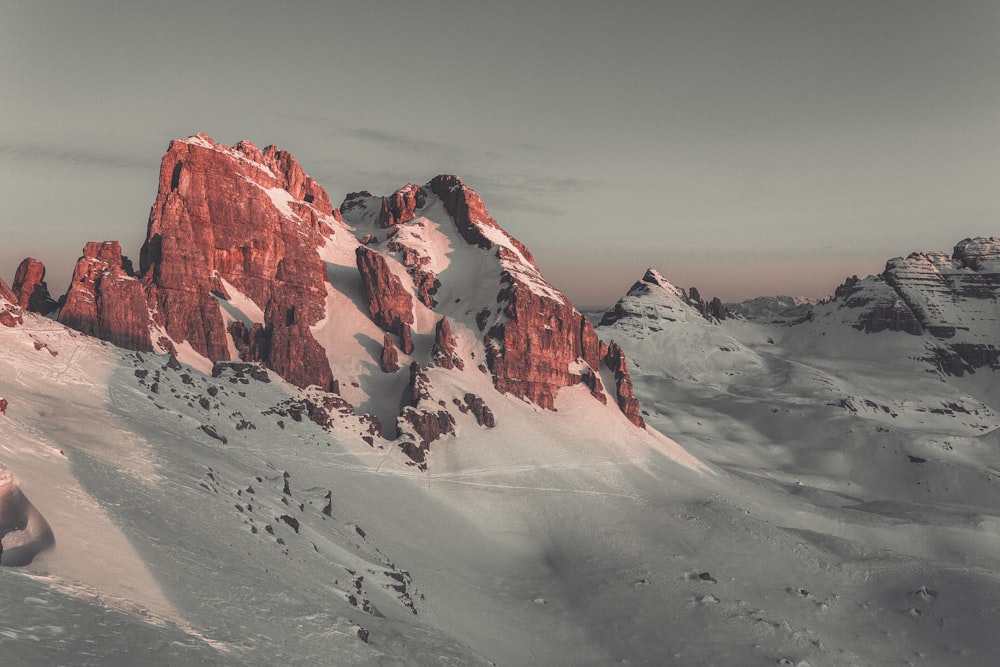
<box><xmin>599</xmin><ymin>271</ymin><xmax>1000</xmax><ymax>666</ymax></box>
<box><xmin>7</xmin><ymin>261</ymin><xmax>1000</xmax><ymax>664</ymax></box>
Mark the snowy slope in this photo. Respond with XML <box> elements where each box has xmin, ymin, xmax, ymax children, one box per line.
<box><xmin>599</xmin><ymin>265</ymin><xmax>1000</xmax><ymax>666</ymax></box>
<box><xmin>6</xmin><ymin>140</ymin><xmax>1000</xmax><ymax>666</ymax></box>
<box><xmin>4</xmin><ymin>259</ymin><xmax>1000</xmax><ymax>665</ymax></box>
<box><xmin>1</xmin><ymin>310</ymin><xmax>711</xmax><ymax>666</ymax></box>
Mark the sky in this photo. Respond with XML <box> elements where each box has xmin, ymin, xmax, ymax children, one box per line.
<box><xmin>2</xmin><ymin>1</ymin><xmax>999</xmax><ymax>309</ymax></box>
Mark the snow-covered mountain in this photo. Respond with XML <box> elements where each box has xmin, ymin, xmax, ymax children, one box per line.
<box><xmin>4</xmin><ymin>135</ymin><xmax>1000</xmax><ymax>665</ymax></box>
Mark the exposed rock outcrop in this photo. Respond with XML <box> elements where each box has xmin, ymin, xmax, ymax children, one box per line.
<box><xmin>831</xmin><ymin>275</ymin><xmax>923</xmax><ymax>335</ymax></box>
<box><xmin>0</xmin><ymin>279</ymin><xmax>14</xmax><ymax>305</ymax></box>
<box><xmin>380</xmin><ymin>333</ymin><xmax>400</xmax><ymax>373</ymax></box>
<box><xmin>430</xmin><ymin>175</ymin><xmax>612</xmax><ymax>412</ymax></box>
<box><xmin>58</xmin><ymin>241</ymin><xmax>152</xmax><ymax>351</ymax></box>
<box><xmin>355</xmin><ymin>246</ymin><xmax>414</xmax><ymax>337</ymax></box>
<box><xmin>377</xmin><ymin>183</ymin><xmax>425</xmax><ymax>228</ymax></box>
<box><xmin>431</xmin><ymin>316</ymin><xmax>463</xmax><ymax>370</ymax></box>
<box><xmin>397</xmin><ymin>362</ymin><xmax>455</xmax><ymax>465</ymax></box>
<box><xmin>139</xmin><ymin>134</ymin><xmax>336</xmax><ymax>390</ymax></box>
<box><xmin>688</xmin><ymin>287</ymin><xmax>727</xmax><ymax>321</ymax></box>
<box><xmin>604</xmin><ymin>341</ymin><xmax>645</xmax><ymax>428</ymax></box>
<box><xmin>461</xmin><ymin>393</ymin><xmax>495</xmax><ymax>428</ymax></box>
<box><xmin>12</xmin><ymin>258</ymin><xmax>57</xmax><ymax>314</ymax></box>
<box><xmin>825</xmin><ymin>237</ymin><xmax>1000</xmax><ymax>375</ymax></box>
<box><xmin>0</xmin><ymin>279</ymin><xmax>21</xmax><ymax>328</ymax></box>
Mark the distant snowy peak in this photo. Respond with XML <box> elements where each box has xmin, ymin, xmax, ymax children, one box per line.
<box><xmin>953</xmin><ymin>236</ymin><xmax>1000</xmax><ymax>270</ymax></box>
<box><xmin>638</xmin><ymin>268</ymin><xmax>685</xmax><ymax>297</ymax></box>
<box><xmin>599</xmin><ymin>268</ymin><xmax>726</xmax><ymax>328</ymax></box>
<box><xmin>821</xmin><ymin>236</ymin><xmax>1000</xmax><ymax>375</ymax></box>
<box><xmin>596</xmin><ymin>268</ymin><xmax>762</xmax><ymax>383</ymax></box>
<box><xmin>728</xmin><ymin>295</ymin><xmax>816</xmax><ymax>325</ymax></box>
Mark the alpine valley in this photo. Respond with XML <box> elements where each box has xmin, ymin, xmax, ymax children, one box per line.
<box><xmin>3</xmin><ymin>134</ymin><xmax>1000</xmax><ymax>666</ymax></box>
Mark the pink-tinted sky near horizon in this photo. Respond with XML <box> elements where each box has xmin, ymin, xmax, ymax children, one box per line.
<box><xmin>2</xmin><ymin>1</ymin><xmax>998</xmax><ymax>309</ymax></box>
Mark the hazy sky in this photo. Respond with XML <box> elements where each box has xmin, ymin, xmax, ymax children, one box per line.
<box><xmin>3</xmin><ymin>1</ymin><xmax>999</xmax><ymax>308</ymax></box>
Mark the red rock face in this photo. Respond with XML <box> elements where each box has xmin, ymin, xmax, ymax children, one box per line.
<box><xmin>58</xmin><ymin>242</ymin><xmax>152</xmax><ymax>351</ymax></box>
<box><xmin>139</xmin><ymin>134</ymin><xmax>335</xmax><ymax>390</ymax></box>
<box><xmin>429</xmin><ymin>175</ymin><xmax>535</xmax><ymax>263</ymax></box>
<box><xmin>430</xmin><ymin>175</ymin><xmax>640</xmax><ymax>422</ymax></box>
<box><xmin>0</xmin><ymin>278</ymin><xmax>22</xmax><ymax>327</ymax></box>
<box><xmin>377</xmin><ymin>183</ymin><xmax>425</xmax><ymax>228</ymax></box>
<box><xmin>431</xmin><ymin>316</ymin><xmax>463</xmax><ymax>370</ymax></box>
<box><xmin>0</xmin><ymin>278</ymin><xmax>15</xmax><ymax>305</ymax></box>
<box><xmin>603</xmin><ymin>341</ymin><xmax>645</xmax><ymax>428</ymax></box>
<box><xmin>355</xmin><ymin>246</ymin><xmax>414</xmax><ymax>336</ymax></box>
<box><xmin>380</xmin><ymin>333</ymin><xmax>400</xmax><ymax>373</ymax></box>
<box><xmin>12</xmin><ymin>258</ymin><xmax>57</xmax><ymax>314</ymax></box>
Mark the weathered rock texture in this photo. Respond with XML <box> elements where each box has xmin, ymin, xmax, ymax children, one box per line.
<box><xmin>139</xmin><ymin>134</ymin><xmax>335</xmax><ymax>390</ymax></box>
<box><xmin>380</xmin><ymin>333</ymin><xmax>400</xmax><ymax>373</ymax></box>
<box><xmin>398</xmin><ymin>362</ymin><xmax>455</xmax><ymax>465</ymax></box>
<box><xmin>380</xmin><ymin>184</ymin><xmax>440</xmax><ymax>307</ymax></box>
<box><xmin>429</xmin><ymin>175</ymin><xmax>617</xmax><ymax>414</ymax></box>
<box><xmin>604</xmin><ymin>341</ymin><xmax>645</xmax><ymax>428</ymax></box>
<box><xmin>828</xmin><ymin>237</ymin><xmax>1000</xmax><ymax>375</ymax></box>
<box><xmin>0</xmin><ymin>279</ymin><xmax>22</xmax><ymax>327</ymax></box>
<box><xmin>58</xmin><ymin>242</ymin><xmax>152</xmax><ymax>351</ymax></box>
<box><xmin>355</xmin><ymin>246</ymin><xmax>414</xmax><ymax>337</ymax></box>
<box><xmin>461</xmin><ymin>393</ymin><xmax>495</xmax><ymax>428</ymax></box>
<box><xmin>431</xmin><ymin>316</ymin><xmax>463</xmax><ymax>370</ymax></box>
<box><xmin>377</xmin><ymin>183</ymin><xmax>425</xmax><ymax>228</ymax></box>
<box><xmin>688</xmin><ymin>287</ymin><xmax>727</xmax><ymax>321</ymax></box>
<box><xmin>12</xmin><ymin>258</ymin><xmax>57</xmax><ymax>314</ymax></box>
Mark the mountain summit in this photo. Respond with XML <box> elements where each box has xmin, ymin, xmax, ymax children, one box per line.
<box><xmin>7</xmin><ymin>134</ymin><xmax>646</xmax><ymax>463</ymax></box>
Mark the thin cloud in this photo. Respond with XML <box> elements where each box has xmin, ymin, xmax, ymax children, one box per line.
<box><xmin>351</xmin><ymin>128</ymin><xmax>457</xmax><ymax>156</ymax></box>
<box><xmin>0</xmin><ymin>142</ymin><xmax>151</xmax><ymax>171</ymax></box>
<box><xmin>276</xmin><ymin>112</ymin><xmax>458</xmax><ymax>157</ymax></box>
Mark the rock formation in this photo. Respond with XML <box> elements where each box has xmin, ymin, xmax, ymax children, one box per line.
<box><xmin>397</xmin><ymin>362</ymin><xmax>455</xmax><ymax>465</ymax></box>
<box><xmin>825</xmin><ymin>238</ymin><xmax>1000</xmax><ymax>374</ymax></box>
<box><xmin>10</xmin><ymin>136</ymin><xmax>652</xmax><ymax>465</ymax></box>
<box><xmin>461</xmin><ymin>393</ymin><xmax>495</xmax><ymax>428</ymax></box>
<box><xmin>12</xmin><ymin>258</ymin><xmax>57</xmax><ymax>314</ymax></box>
<box><xmin>429</xmin><ymin>175</ymin><xmax>611</xmax><ymax>412</ymax></box>
<box><xmin>58</xmin><ymin>241</ymin><xmax>153</xmax><ymax>351</ymax></box>
<box><xmin>139</xmin><ymin>134</ymin><xmax>336</xmax><ymax>391</ymax></box>
<box><xmin>687</xmin><ymin>287</ymin><xmax>727</xmax><ymax>321</ymax></box>
<box><xmin>380</xmin><ymin>333</ymin><xmax>400</xmax><ymax>373</ymax></box>
<box><xmin>0</xmin><ymin>279</ymin><xmax>21</xmax><ymax>327</ymax></box>
<box><xmin>431</xmin><ymin>316</ymin><xmax>463</xmax><ymax>370</ymax></box>
<box><xmin>0</xmin><ymin>279</ymin><xmax>14</xmax><ymax>305</ymax></box>
<box><xmin>377</xmin><ymin>183</ymin><xmax>425</xmax><ymax>228</ymax></box>
<box><xmin>355</xmin><ymin>245</ymin><xmax>414</xmax><ymax>336</ymax></box>
<box><xmin>604</xmin><ymin>341</ymin><xmax>645</xmax><ymax>428</ymax></box>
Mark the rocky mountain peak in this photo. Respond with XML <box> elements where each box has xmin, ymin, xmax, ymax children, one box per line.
<box><xmin>3</xmin><ymin>135</ymin><xmax>651</xmax><ymax>469</ymax></box>
<box><xmin>953</xmin><ymin>237</ymin><xmax>1000</xmax><ymax>271</ymax></box>
<box><xmin>139</xmin><ymin>134</ymin><xmax>337</xmax><ymax>391</ymax></box>
<box><xmin>823</xmin><ymin>236</ymin><xmax>1000</xmax><ymax>374</ymax></box>
<box><xmin>58</xmin><ymin>241</ymin><xmax>152</xmax><ymax>351</ymax></box>
<box><xmin>11</xmin><ymin>258</ymin><xmax>57</xmax><ymax>315</ymax></box>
